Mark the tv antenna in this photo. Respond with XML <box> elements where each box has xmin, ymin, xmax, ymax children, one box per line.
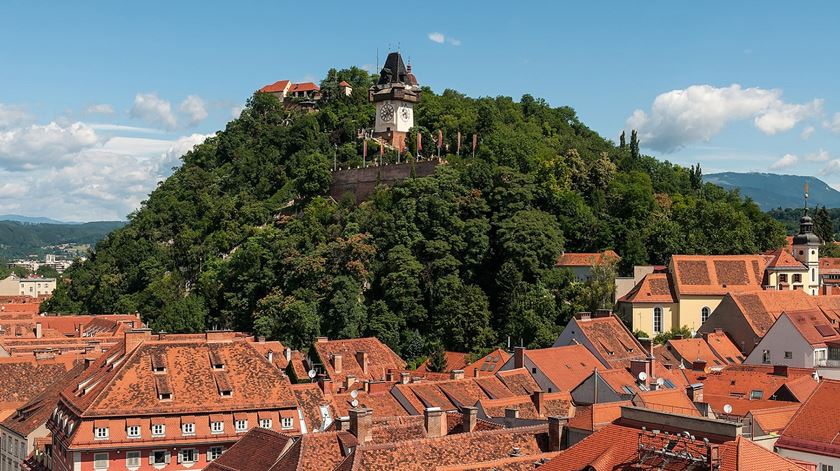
<box><xmin>307</xmin><ymin>369</ymin><xmax>316</xmax><ymax>379</ymax></box>
<box><xmin>350</xmin><ymin>399</ymin><xmax>359</xmax><ymax>407</ymax></box>
<box><xmin>722</xmin><ymin>404</ymin><xmax>733</xmax><ymax>414</ymax></box>
<box><xmin>350</xmin><ymin>390</ymin><xmax>359</xmax><ymax>399</ymax></box>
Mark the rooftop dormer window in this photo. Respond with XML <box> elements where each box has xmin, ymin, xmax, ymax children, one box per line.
<box><xmin>151</xmin><ymin>353</ymin><xmax>167</xmax><ymax>373</ymax></box>
<box><xmin>155</xmin><ymin>375</ymin><xmax>173</xmax><ymax>401</ymax></box>
<box><xmin>152</xmin><ymin>423</ymin><xmax>165</xmax><ymax>437</ymax></box>
<box><xmin>209</xmin><ymin>349</ymin><xmax>225</xmax><ymax>370</ymax></box>
<box><xmin>94</xmin><ymin>426</ymin><xmax>109</xmax><ymax>440</ymax></box>
<box><xmin>214</xmin><ymin>371</ymin><xmax>233</xmax><ymax>397</ymax></box>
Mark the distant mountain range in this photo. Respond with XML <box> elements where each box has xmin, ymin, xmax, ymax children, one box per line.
<box><xmin>705</xmin><ymin>172</ymin><xmax>840</xmax><ymax>210</ymax></box>
<box><xmin>0</xmin><ymin>220</ymin><xmax>125</xmax><ymax>259</ymax></box>
<box><xmin>0</xmin><ymin>214</ymin><xmax>76</xmax><ymax>224</ymax></box>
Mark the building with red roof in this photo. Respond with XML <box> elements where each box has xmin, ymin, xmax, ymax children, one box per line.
<box><xmin>310</xmin><ymin>337</ymin><xmax>406</xmax><ymax>393</ymax></box>
<box><xmin>776</xmin><ymin>379</ymin><xmax>840</xmax><ymax>470</ymax></box>
<box><xmin>500</xmin><ymin>345</ymin><xmax>604</xmax><ymax>394</ymax></box>
<box><xmin>556</xmin><ymin>250</ymin><xmax>620</xmax><ymax>281</ymax></box>
<box><xmin>553</xmin><ymin>311</ymin><xmax>647</xmax><ymax>369</ymax></box>
<box><xmin>745</xmin><ymin>309</ymin><xmax>840</xmax><ymax>371</ymax></box>
<box><xmin>258</xmin><ymin>80</ymin><xmax>321</xmax><ymax>103</ymax></box>
<box><xmin>46</xmin><ymin>329</ymin><xmax>301</xmax><ymax>471</ymax></box>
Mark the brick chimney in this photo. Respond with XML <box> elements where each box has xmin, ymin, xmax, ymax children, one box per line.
<box><xmin>335</xmin><ymin>416</ymin><xmax>350</xmax><ymax>432</ymax></box>
<box><xmin>531</xmin><ymin>391</ymin><xmax>545</xmax><ymax>416</ymax></box>
<box><xmin>34</xmin><ymin>322</ymin><xmax>42</xmax><ymax>339</ymax></box>
<box><xmin>513</xmin><ymin>347</ymin><xmax>525</xmax><ymax>369</ymax></box>
<box><xmin>461</xmin><ymin>406</ymin><xmax>477</xmax><ymax>433</ymax></box>
<box><xmin>638</xmin><ymin>337</ymin><xmax>653</xmax><ymax>359</ymax></box>
<box><xmin>548</xmin><ymin>416</ymin><xmax>568</xmax><ymax>452</ymax></box>
<box><xmin>317</xmin><ymin>374</ymin><xmax>333</xmax><ymax>395</ymax></box>
<box><xmin>630</xmin><ymin>359</ymin><xmax>652</xmax><ymax>387</ymax></box>
<box><xmin>504</xmin><ymin>407</ymin><xmax>519</xmax><ymax>428</ymax></box>
<box><xmin>316</xmin><ymin>336</ymin><xmax>329</xmax><ymax>343</ymax></box>
<box><xmin>692</xmin><ymin>360</ymin><xmax>707</xmax><ymax>372</ymax></box>
<box><xmin>124</xmin><ymin>328</ymin><xmax>152</xmax><ymax>353</ymax></box>
<box><xmin>575</xmin><ymin>312</ymin><xmax>592</xmax><ymax>321</ymax></box>
<box><xmin>774</xmin><ymin>364</ymin><xmax>789</xmax><ymax>377</ymax></box>
<box><xmin>284</xmin><ymin>347</ymin><xmax>292</xmax><ymax>363</ymax></box>
<box><xmin>349</xmin><ymin>408</ymin><xmax>372</xmax><ymax>443</ymax></box>
<box><xmin>385</xmin><ymin>369</ymin><xmax>395</xmax><ymax>382</ymax></box>
<box><xmin>450</xmin><ymin>369</ymin><xmax>464</xmax><ymax>380</ymax></box>
<box><xmin>594</xmin><ymin>309</ymin><xmax>611</xmax><ymax>318</ymax></box>
<box><xmin>332</xmin><ymin>354</ymin><xmax>343</xmax><ymax>374</ymax></box>
<box><xmin>399</xmin><ymin>372</ymin><xmax>410</xmax><ymax>384</ymax></box>
<box><xmin>345</xmin><ymin>374</ymin><xmax>356</xmax><ymax>390</ymax></box>
<box><xmin>686</xmin><ymin>383</ymin><xmax>704</xmax><ymax>403</ymax></box>
<box><xmin>355</xmin><ymin>351</ymin><xmax>368</xmax><ymax>375</ymax></box>
<box><xmin>424</xmin><ymin>407</ymin><xmax>446</xmax><ymax>438</ymax></box>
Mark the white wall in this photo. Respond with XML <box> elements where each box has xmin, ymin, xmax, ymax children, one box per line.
<box><xmin>745</xmin><ymin>315</ymin><xmax>814</xmax><ymax>368</ymax></box>
<box><xmin>778</xmin><ymin>447</ymin><xmax>837</xmax><ymax>471</ymax></box>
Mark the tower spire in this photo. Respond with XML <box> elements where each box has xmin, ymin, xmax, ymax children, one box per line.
<box><xmin>804</xmin><ymin>181</ymin><xmax>809</xmax><ymax>216</ymax></box>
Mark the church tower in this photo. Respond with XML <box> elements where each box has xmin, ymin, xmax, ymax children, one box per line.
<box><xmin>369</xmin><ymin>52</ymin><xmax>420</xmax><ymax>151</ymax></box>
<box><xmin>792</xmin><ymin>182</ymin><xmax>821</xmax><ymax>295</ymax></box>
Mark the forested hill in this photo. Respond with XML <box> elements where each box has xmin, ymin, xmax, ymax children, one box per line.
<box><xmin>43</xmin><ymin>66</ymin><xmax>786</xmax><ymax>360</ymax></box>
<box><xmin>705</xmin><ymin>172</ymin><xmax>840</xmax><ymax>210</ymax></box>
<box><xmin>0</xmin><ymin>220</ymin><xmax>125</xmax><ymax>258</ymax></box>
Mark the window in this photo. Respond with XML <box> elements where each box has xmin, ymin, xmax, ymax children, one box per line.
<box><xmin>793</xmin><ymin>273</ymin><xmax>802</xmax><ymax>283</ymax></box>
<box><xmin>208</xmin><ymin>446</ymin><xmax>223</xmax><ymax>461</ymax></box>
<box><xmin>179</xmin><ymin>449</ymin><xmax>198</xmax><ymax>464</ymax></box>
<box><xmin>93</xmin><ymin>452</ymin><xmax>108</xmax><ymax>469</ymax></box>
<box><xmin>211</xmin><ymin>421</ymin><xmax>224</xmax><ymax>434</ymax></box>
<box><xmin>281</xmin><ymin>417</ymin><xmax>294</xmax><ymax>429</ymax></box>
<box><xmin>531</xmin><ymin>367</ymin><xmax>537</xmax><ymax>374</ymax></box>
<box><xmin>762</xmin><ymin>350</ymin><xmax>771</xmax><ymax>364</ymax></box>
<box><xmin>151</xmin><ymin>450</ymin><xmax>168</xmax><ymax>465</ymax></box>
<box><xmin>126</xmin><ymin>451</ymin><xmax>141</xmax><ymax>467</ymax></box>
<box><xmin>785</xmin><ymin>351</ymin><xmax>793</xmax><ymax>359</ymax></box>
<box><xmin>821</xmin><ymin>465</ymin><xmax>834</xmax><ymax>471</ymax></box>
<box><xmin>182</xmin><ymin>423</ymin><xmax>195</xmax><ymax>435</ymax></box>
<box><xmin>653</xmin><ymin>307</ymin><xmax>663</xmax><ymax>334</ymax></box>
<box><xmin>701</xmin><ymin>306</ymin><xmax>711</xmax><ymax>324</ymax></box>
<box><xmin>126</xmin><ymin>425</ymin><xmax>141</xmax><ymax>438</ymax></box>
<box><xmin>94</xmin><ymin>427</ymin><xmax>109</xmax><ymax>440</ymax></box>
<box><xmin>812</xmin><ymin>268</ymin><xmax>816</xmax><ymax>282</ymax></box>
<box><xmin>235</xmin><ymin>419</ymin><xmax>248</xmax><ymax>432</ymax></box>
<box><xmin>151</xmin><ymin>424</ymin><xmax>165</xmax><ymax>437</ymax></box>
<box><xmin>158</xmin><ymin>392</ymin><xmax>172</xmax><ymax>401</ymax></box>
<box><xmin>750</xmin><ymin>390</ymin><xmax>763</xmax><ymax>400</ymax></box>
<box><xmin>259</xmin><ymin>419</ymin><xmax>272</xmax><ymax>429</ymax></box>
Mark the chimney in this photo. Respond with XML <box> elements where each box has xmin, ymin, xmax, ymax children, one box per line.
<box><xmin>692</xmin><ymin>360</ymin><xmax>707</xmax><ymax>372</ymax></box>
<box><xmin>687</xmin><ymin>383</ymin><xmax>704</xmax><ymax>403</ymax></box>
<box><xmin>349</xmin><ymin>408</ymin><xmax>372</xmax><ymax>443</ymax></box>
<box><xmin>575</xmin><ymin>312</ymin><xmax>592</xmax><ymax>321</ymax></box>
<box><xmin>548</xmin><ymin>416</ymin><xmax>568</xmax><ymax>452</ymax></box>
<box><xmin>450</xmin><ymin>369</ymin><xmax>464</xmax><ymax>380</ymax></box>
<box><xmin>774</xmin><ymin>364</ymin><xmax>789</xmax><ymax>377</ymax></box>
<box><xmin>332</xmin><ymin>354</ymin><xmax>343</xmax><ymax>374</ymax></box>
<box><xmin>345</xmin><ymin>374</ymin><xmax>356</xmax><ymax>390</ymax></box>
<box><xmin>399</xmin><ymin>372</ymin><xmax>410</xmax><ymax>384</ymax></box>
<box><xmin>124</xmin><ymin>328</ymin><xmax>152</xmax><ymax>353</ymax></box>
<box><xmin>284</xmin><ymin>347</ymin><xmax>292</xmax><ymax>363</ymax></box>
<box><xmin>267</xmin><ymin>351</ymin><xmax>274</xmax><ymax>364</ymax></box>
<box><xmin>673</xmin><ymin>334</ymin><xmax>684</xmax><ymax>340</ymax></box>
<box><xmin>335</xmin><ymin>416</ymin><xmax>350</xmax><ymax>432</ymax></box>
<box><xmin>630</xmin><ymin>360</ymin><xmax>652</xmax><ymax>386</ymax></box>
<box><xmin>317</xmin><ymin>374</ymin><xmax>333</xmax><ymax>395</ymax></box>
<box><xmin>385</xmin><ymin>369</ymin><xmax>395</xmax><ymax>382</ymax></box>
<box><xmin>514</xmin><ymin>347</ymin><xmax>525</xmax><ymax>369</ymax></box>
<box><xmin>594</xmin><ymin>309</ymin><xmax>611</xmax><ymax>318</ymax></box>
<box><xmin>504</xmin><ymin>407</ymin><xmax>519</xmax><ymax>428</ymax></box>
<box><xmin>257</xmin><ymin>335</ymin><xmax>266</xmax><ymax>343</ymax></box>
<box><xmin>316</xmin><ymin>336</ymin><xmax>329</xmax><ymax>343</ymax></box>
<box><xmin>461</xmin><ymin>406</ymin><xmax>477</xmax><ymax>433</ymax></box>
<box><xmin>531</xmin><ymin>391</ymin><xmax>545</xmax><ymax>416</ymax></box>
<box><xmin>638</xmin><ymin>337</ymin><xmax>653</xmax><ymax>359</ymax></box>
<box><xmin>424</xmin><ymin>407</ymin><xmax>446</xmax><ymax>438</ymax></box>
<box><xmin>35</xmin><ymin>322</ymin><xmax>42</xmax><ymax>339</ymax></box>
<box><xmin>355</xmin><ymin>351</ymin><xmax>368</xmax><ymax>375</ymax></box>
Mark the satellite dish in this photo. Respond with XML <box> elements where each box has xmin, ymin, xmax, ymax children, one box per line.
<box><xmin>656</xmin><ymin>377</ymin><xmax>665</xmax><ymax>386</ymax></box>
<box><xmin>350</xmin><ymin>390</ymin><xmax>359</xmax><ymax>399</ymax></box>
<box><xmin>723</xmin><ymin>404</ymin><xmax>733</xmax><ymax>414</ymax></box>
<box><xmin>350</xmin><ymin>399</ymin><xmax>359</xmax><ymax>407</ymax></box>
<box><xmin>637</xmin><ymin>371</ymin><xmax>648</xmax><ymax>382</ymax></box>
<box><xmin>307</xmin><ymin>369</ymin><xmax>316</xmax><ymax>379</ymax></box>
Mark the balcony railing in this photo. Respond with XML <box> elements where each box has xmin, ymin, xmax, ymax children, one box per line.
<box><xmin>815</xmin><ymin>359</ymin><xmax>840</xmax><ymax>368</ymax></box>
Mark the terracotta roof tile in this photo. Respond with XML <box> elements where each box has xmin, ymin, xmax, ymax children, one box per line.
<box><xmin>332</xmin><ymin>389</ymin><xmax>408</xmax><ymax>418</ymax></box>
<box><xmin>632</xmin><ymin>388</ymin><xmax>701</xmax><ymax>416</ymax></box>
<box><xmin>619</xmin><ymin>272</ymin><xmax>676</xmax><ymax>303</ymax></box>
<box><xmin>569</xmin><ymin>314</ymin><xmax>647</xmax><ymax>368</ymax></box>
<box><xmin>728</xmin><ymin>290</ymin><xmax>816</xmax><ymax>338</ymax></box>
<box><xmin>777</xmin><ymin>374</ymin><xmax>820</xmax><ymax>402</ymax></box>
<box><xmin>704</xmin><ymin>330</ymin><xmax>745</xmax><ymax>364</ymax></box>
<box><xmin>204</xmin><ymin>428</ymin><xmax>293</xmax><ymax>471</ymax></box>
<box><xmin>766</xmin><ymin>249</ymin><xmax>807</xmax><ymax>269</ymax></box>
<box><xmin>671</xmin><ymin>255</ymin><xmax>766</xmax><ymax>296</ymax></box>
<box><xmin>291</xmin><ymin>383</ymin><xmax>336</xmax><ymax>432</ymax></box>
<box><xmin>415</xmin><ymin>351</ymin><xmax>468</xmax><ymax>374</ymax></box>
<box><xmin>496</xmin><ymin>368</ymin><xmax>540</xmax><ymax>396</ymax></box>
<box><xmin>259</xmin><ymin>80</ymin><xmax>291</xmax><ymax>94</ymax></box>
<box><xmin>777</xmin><ymin>379</ymin><xmax>840</xmax><ymax>458</ymax></box>
<box><xmin>667</xmin><ymin>338</ymin><xmax>728</xmax><ymax>367</ymax></box>
<box><xmin>780</xmin><ymin>309</ymin><xmax>840</xmax><ymax>347</ymax></box>
<box><xmin>682</xmin><ymin>365</ymin><xmax>814</xmax><ymax>405</ymax></box>
<box><xmin>556</xmin><ymin>250</ymin><xmax>620</xmax><ymax>267</ymax></box>
<box><xmin>463</xmin><ymin>348</ymin><xmax>510</xmax><ymax>377</ymax></box>
<box><xmin>523</xmin><ymin>344</ymin><xmax>604</xmax><ymax>392</ymax></box>
<box><xmin>0</xmin><ymin>363</ymin><xmax>84</xmax><ymax>437</ymax></box>
<box><xmin>0</xmin><ymin>357</ymin><xmax>75</xmax><ymax>406</ymax></box>
<box><xmin>567</xmin><ymin>401</ymin><xmax>630</xmax><ymax>431</ymax></box>
<box><xmin>313</xmin><ymin>337</ymin><xmax>406</xmax><ymax>388</ymax></box>
<box><xmin>747</xmin><ymin>404</ymin><xmax>800</xmax><ymax>434</ymax></box>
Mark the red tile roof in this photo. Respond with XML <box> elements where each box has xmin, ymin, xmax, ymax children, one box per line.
<box><xmin>780</xmin><ymin>309</ymin><xmax>840</xmax><ymax>347</ymax></box>
<box><xmin>671</xmin><ymin>255</ymin><xmax>767</xmax><ymax>296</ymax></box>
<box><xmin>204</xmin><ymin>427</ymin><xmax>293</xmax><ymax>471</ymax></box>
<box><xmin>704</xmin><ymin>330</ymin><xmax>745</xmax><ymax>364</ymax></box>
<box><xmin>632</xmin><ymin>388</ymin><xmax>701</xmax><ymax>417</ymax></box>
<box><xmin>290</xmin><ymin>82</ymin><xmax>320</xmax><ymax>93</ymax></box>
<box><xmin>415</xmin><ymin>351</ymin><xmax>468</xmax><ymax>374</ymax></box>
<box><xmin>291</xmin><ymin>383</ymin><xmax>336</xmax><ymax>432</ymax></box>
<box><xmin>0</xmin><ymin>363</ymin><xmax>84</xmax><ymax>437</ymax></box>
<box><xmin>338</xmin><ymin>81</ymin><xmax>351</xmax><ymax>87</ymax></box>
<box><xmin>619</xmin><ymin>272</ymin><xmax>676</xmax><ymax>303</ymax></box>
<box><xmin>766</xmin><ymin>249</ymin><xmax>807</xmax><ymax>269</ymax></box>
<box><xmin>463</xmin><ymin>348</ymin><xmax>510</xmax><ymax>377</ymax></box>
<box><xmin>747</xmin><ymin>404</ymin><xmax>800</xmax><ymax>434</ymax></box>
<box><xmin>259</xmin><ymin>80</ymin><xmax>291</xmax><ymax>93</ymax></box>
<box><xmin>523</xmin><ymin>344</ymin><xmax>604</xmax><ymax>392</ymax></box>
<box><xmin>393</xmin><ymin>376</ymin><xmax>513</xmax><ymax>414</ymax></box>
<box><xmin>667</xmin><ymin>338</ymin><xmax>728</xmax><ymax>367</ymax></box>
<box><xmin>478</xmin><ymin>392</ymin><xmax>573</xmax><ymax>419</ymax></box>
<box><xmin>567</xmin><ymin>401</ymin><xmax>630</xmax><ymax>431</ymax></box>
<box><xmin>727</xmin><ymin>290</ymin><xmax>816</xmax><ymax>338</ymax></box>
<box><xmin>0</xmin><ymin>357</ymin><xmax>77</xmax><ymax>407</ymax></box>
<box><xmin>313</xmin><ymin>337</ymin><xmax>406</xmax><ymax>388</ymax></box>
<box><xmin>566</xmin><ymin>314</ymin><xmax>647</xmax><ymax>369</ymax></box>
<box><xmin>777</xmin><ymin>374</ymin><xmax>820</xmax><ymax>402</ymax></box>
<box><xmin>496</xmin><ymin>368</ymin><xmax>540</xmax><ymax>396</ymax></box>
<box><xmin>332</xmin><ymin>389</ymin><xmax>408</xmax><ymax>418</ymax></box>
<box><xmin>556</xmin><ymin>250</ymin><xmax>620</xmax><ymax>267</ymax></box>
<box><xmin>777</xmin><ymin>379</ymin><xmax>840</xmax><ymax>459</ymax></box>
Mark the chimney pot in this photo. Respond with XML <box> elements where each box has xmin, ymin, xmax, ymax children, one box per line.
<box><xmin>349</xmin><ymin>408</ymin><xmax>372</xmax><ymax>443</ymax></box>
<box><xmin>504</xmin><ymin>407</ymin><xmax>519</xmax><ymax>428</ymax></box>
<box><xmin>316</xmin><ymin>336</ymin><xmax>329</xmax><ymax>343</ymax></box>
<box><xmin>317</xmin><ymin>374</ymin><xmax>333</xmax><ymax>395</ymax></box>
<box><xmin>35</xmin><ymin>322</ymin><xmax>42</xmax><ymax>339</ymax></box>
<box><xmin>461</xmin><ymin>406</ymin><xmax>477</xmax><ymax>433</ymax></box>
<box><xmin>336</xmin><ymin>416</ymin><xmax>350</xmax><ymax>432</ymax></box>
<box><xmin>284</xmin><ymin>347</ymin><xmax>291</xmax><ymax>363</ymax></box>
<box><xmin>575</xmin><ymin>312</ymin><xmax>592</xmax><ymax>321</ymax></box>
<box><xmin>450</xmin><ymin>369</ymin><xmax>464</xmax><ymax>380</ymax></box>
<box><xmin>686</xmin><ymin>383</ymin><xmax>704</xmax><ymax>403</ymax></box>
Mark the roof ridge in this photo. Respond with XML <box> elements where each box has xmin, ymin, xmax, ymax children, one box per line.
<box><xmin>355</xmin><ymin>423</ymin><xmax>548</xmax><ymax>452</ymax></box>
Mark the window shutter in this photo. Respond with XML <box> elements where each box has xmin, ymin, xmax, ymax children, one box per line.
<box><xmin>176</xmin><ymin>451</ymin><xmax>182</xmax><ymax>464</ymax></box>
<box><xmin>206</xmin><ymin>449</ymin><xmax>212</xmax><ymax>462</ymax></box>
<box><xmin>148</xmin><ymin>453</ymin><xmax>154</xmax><ymax>465</ymax></box>
<box><xmin>165</xmin><ymin>451</ymin><xmax>171</xmax><ymax>464</ymax></box>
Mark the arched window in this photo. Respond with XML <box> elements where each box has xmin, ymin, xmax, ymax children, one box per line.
<box><xmin>653</xmin><ymin>307</ymin><xmax>663</xmax><ymax>334</ymax></box>
<box><xmin>812</xmin><ymin>268</ymin><xmax>815</xmax><ymax>282</ymax></box>
<box><xmin>701</xmin><ymin>306</ymin><xmax>711</xmax><ymax>324</ymax></box>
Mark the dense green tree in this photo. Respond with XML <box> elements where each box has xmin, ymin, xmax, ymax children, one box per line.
<box><xmin>814</xmin><ymin>206</ymin><xmax>834</xmax><ymax>243</ymax></box>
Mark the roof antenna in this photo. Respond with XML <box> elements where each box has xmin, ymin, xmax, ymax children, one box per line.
<box><xmin>376</xmin><ymin>48</ymin><xmax>379</xmax><ymax>73</ymax></box>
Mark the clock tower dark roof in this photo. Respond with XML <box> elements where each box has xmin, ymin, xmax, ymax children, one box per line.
<box><xmin>369</xmin><ymin>51</ymin><xmax>420</xmax><ymax>104</ymax></box>
<box><xmin>376</xmin><ymin>52</ymin><xmax>409</xmax><ymax>85</ymax></box>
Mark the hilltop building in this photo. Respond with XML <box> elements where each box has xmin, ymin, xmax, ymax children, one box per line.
<box><xmin>0</xmin><ymin>275</ymin><xmax>56</xmax><ymax>298</ymax></box>
<box><xmin>369</xmin><ymin>52</ymin><xmax>420</xmax><ymax>151</ymax></box>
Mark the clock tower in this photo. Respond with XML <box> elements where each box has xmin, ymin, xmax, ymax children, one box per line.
<box><xmin>370</xmin><ymin>52</ymin><xmax>420</xmax><ymax>151</ymax></box>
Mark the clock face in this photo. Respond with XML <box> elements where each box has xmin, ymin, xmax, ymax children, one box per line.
<box><xmin>399</xmin><ymin>107</ymin><xmax>412</xmax><ymax>122</ymax></box>
<box><xmin>379</xmin><ymin>104</ymin><xmax>394</xmax><ymax>123</ymax></box>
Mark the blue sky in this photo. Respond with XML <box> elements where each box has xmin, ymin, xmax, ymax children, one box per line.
<box><xmin>2</xmin><ymin>1</ymin><xmax>840</xmax><ymax>220</ymax></box>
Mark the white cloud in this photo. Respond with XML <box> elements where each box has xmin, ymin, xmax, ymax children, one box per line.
<box><xmin>821</xmin><ymin>160</ymin><xmax>840</xmax><ymax>176</ymax></box>
<box><xmin>89</xmin><ymin>123</ymin><xmax>164</xmax><ymax>134</ymax></box>
<box><xmin>769</xmin><ymin>153</ymin><xmax>798</xmax><ymax>170</ymax></box>
<box><xmin>801</xmin><ymin>125</ymin><xmax>815</xmax><ymax>140</ymax></box>
<box><xmin>84</xmin><ymin>104</ymin><xmax>115</xmax><ymax>115</ymax></box>
<box><xmin>231</xmin><ymin>105</ymin><xmax>245</xmax><ymax>119</ymax></box>
<box><xmin>806</xmin><ymin>148</ymin><xmax>830</xmax><ymax>162</ymax></box>
<box><xmin>626</xmin><ymin>84</ymin><xmax>823</xmax><ymax>152</ymax></box>
<box><xmin>0</xmin><ymin>122</ymin><xmax>98</xmax><ymax>170</ymax></box>
<box><xmin>447</xmin><ymin>37</ymin><xmax>462</xmax><ymax>46</ymax></box>
<box><xmin>824</xmin><ymin>112</ymin><xmax>840</xmax><ymax>134</ymax></box>
<box><xmin>179</xmin><ymin>95</ymin><xmax>208</xmax><ymax>126</ymax></box>
<box><xmin>130</xmin><ymin>93</ymin><xmax>178</xmax><ymax>130</ymax></box>
<box><xmin>428</xmin><ymin>32</ymin><xmax>445</xmax><ymax>43</ymax></box>
<box><xmin>0</xmin><ymin>104</ymin><xmax>32</xmax><ymax>129</ymax></box>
